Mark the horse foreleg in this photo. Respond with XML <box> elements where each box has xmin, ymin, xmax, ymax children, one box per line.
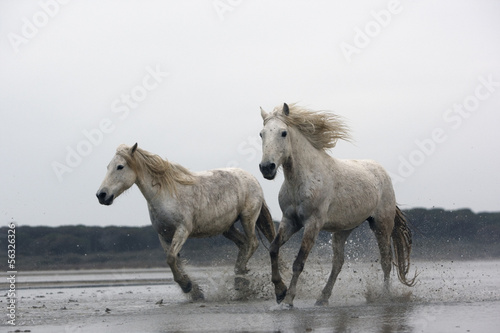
<box><xmin>315</xmin><ymin>229</ymin><xmax>353</xmax><ymax>306</ymax></box>
<box><xmin>270</xmin><ymin>219</ymin><xmax>300</xmax><ymax>304</ymax></box>
<box><xmin>282</xmin><ymin>223</ymin><xmax>319</xmax><ymax>307</ymax></box>
<box><xmin>158</xmin><ymin>229</ymin><xmax>204</xmax><ymax>301</ymax></box>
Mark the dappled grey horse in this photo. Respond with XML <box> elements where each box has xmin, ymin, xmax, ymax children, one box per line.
<box><xmin>96</xmin><ymin>143</ymin><xmax>275</xmax><ymax>300</ymax></box>
<box><xmin>259</xmin><ymin>103</ymin><xmax>415</xmax><ymax>307</ymax></box>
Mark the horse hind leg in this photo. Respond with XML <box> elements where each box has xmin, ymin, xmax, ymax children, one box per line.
<box><xmin>227</xmin><ymin>210</ymin><xmax>261</xmax><ymax>297</ymax></box>
<box><xmin>158</xmin><ymin>230</ymin><xmax>204</xmax><ymax>301</ymax></box>
<box><xmin>255</xmin><ymin>202</ymin><xmax>276</xmax><ymax>244</ymax></box>
<box><xmin>222</xmin><ymin>225</ymin><xmax>251</xmax><ymax>294</ymax></box>
<box><xmin>315</xmin><ymin>229</ymin><xmax>353</xmax><ymax>306</ymax></box>
<box><xmin>236</xmin><ymin>210</ymin><xmax>260</xmax><ymax>274</ymax></box>
<box><xmin>223</xmin><ymin>224</ymin><xmax>251</xmax><ymax>275</ymax></box>
<box><xmin>369</xmin><ymin>216</ymin><xmax>393</xmax><ymax>292</ymax></box>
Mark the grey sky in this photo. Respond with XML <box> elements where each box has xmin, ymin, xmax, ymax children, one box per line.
<box><xmin>1</xmin><ymin>0</ymin><xmax>499</xmax><ymax>227</ymax></box>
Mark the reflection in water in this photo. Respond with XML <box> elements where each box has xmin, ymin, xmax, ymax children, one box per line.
<box><xmin>267</xmin><ymin>302</ymin><xmax>416</xmax><ymax>333</ymax></box>
<box><xmin>378</xmin><ymin>303</ymin><xmax>413</xmax><ymax>333</ymax></box>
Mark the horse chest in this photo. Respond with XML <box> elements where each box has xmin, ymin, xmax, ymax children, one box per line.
<box><xmin>279</xmin><ymin>181</ymin><xmax>323</xmax><ymax>222</ymax></box>
<box><xmin>148</xmin><ymin>204</ymin><xmax>185</xmax><ymax>239</ymax></box>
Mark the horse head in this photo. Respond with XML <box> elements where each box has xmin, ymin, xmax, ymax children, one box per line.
<box><xmin>259</xmin><ymin>103</ymin><xmax>291</xmax><ymax>180</ymax></box>
<box><xmin>96</xmin><ymin>143</ymin><xmax>138</xmax><ymax>205</ymax></box>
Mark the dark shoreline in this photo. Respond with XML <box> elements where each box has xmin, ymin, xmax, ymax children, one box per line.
<box><xmin>3</xmin><ymin>208</ymin><xmax>499</xmax><ymax>271</ymax></box>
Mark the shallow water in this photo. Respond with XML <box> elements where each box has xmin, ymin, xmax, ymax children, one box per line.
<box><xmin>4</xmin><ymin>260</ymin><xmax>500</xmax><ymax>332</ymax></box>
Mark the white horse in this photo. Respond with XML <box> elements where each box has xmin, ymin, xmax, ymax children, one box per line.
<box><xmin>96</xmin><ymin>143</ymin><xmax>276</xmax><ymax>301</ymax></box>
<box><xmin>259</xmin><ymin>103</ymin><xmax>415</xmax><ymax>307</ymax></box>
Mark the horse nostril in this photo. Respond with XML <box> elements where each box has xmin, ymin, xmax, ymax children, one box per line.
<box><xmin>259</xmin><ymin>162</ymin><xmax>276</xmax><ymax>175</ymax></box>
<box><xmin>97</xmin><ymin>192</ymin><xmax>107</xmax><ymax>200</ymax></box>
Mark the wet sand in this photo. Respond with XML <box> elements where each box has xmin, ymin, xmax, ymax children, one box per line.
<box><xmin>4</xmin><ymin>260</ymin><xmax>500</xmax><ymax>332</ymax></box>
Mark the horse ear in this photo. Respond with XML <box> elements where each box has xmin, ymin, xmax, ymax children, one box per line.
<box><xmin>260</xmin><ymin>107</ymin><xmax>269</xmax><ymax>120</ymax></box>
<box><xmin>130</xmin><ymin>143</ymin><xmax>138</xmax><ymax>155</ymax></box>
<box><xmin>283</xmin><ymin>103</ymin><xmax>289</xmax><ymax>116</ymax></box>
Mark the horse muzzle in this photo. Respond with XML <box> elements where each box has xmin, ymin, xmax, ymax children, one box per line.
<box><xmin>259</xmin><ymin>162</ymin><xmax>277</xmax><ymax>180</ymax></box>
<box><xmin>96</xmin><ymin>190</ymin><xmax>114</xmax><ymax>205</ymax></box>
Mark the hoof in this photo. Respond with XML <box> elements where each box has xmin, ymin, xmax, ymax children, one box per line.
<box><xmin>190</xmin><ymin>292</ymin><xmax>205</xmax><ymax>302</ymax></box>
<box><xmin>190</xmin><ymin>285</ymin><xmax>205</xmax><ymax>302</ymax></box>
<box><xmin>270</xmin><ymin>302</ymin><xmax>293</xmax><ymax>311</ymax></box>
<box><xmin>181</xmin><ymin>281</ymin><xmax>192</xmax><ymax>294</ymax></box>
<box><xmin>276</xmin><ymin>288</ymin><xmax>287</xmax><ymax>304</ymax></box>
<box><xmin>234</xmin><ymin>276</ymin><xmax>250</xmax><ymax>291</ymax></box>
<box><xmin>315</xmin><ymin>299</ymin><xmax>329</xmax><ymax>306</ymax></box>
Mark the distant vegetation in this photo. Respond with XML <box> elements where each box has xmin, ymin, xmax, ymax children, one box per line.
<box><xmin>2</xmin><ymin>208</ymin><xmax>499</xmax><ymax>271</ymax></box>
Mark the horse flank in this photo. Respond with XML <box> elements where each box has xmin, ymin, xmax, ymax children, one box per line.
<box><xmin>117</xmin><ymin>145</ymin><xmax>195</xmax><ymax>195</ymax></box>
<box><xmin>263</xmin><ymin>103</ymin><xmax>352</xmax><ymax>150</ymax></box>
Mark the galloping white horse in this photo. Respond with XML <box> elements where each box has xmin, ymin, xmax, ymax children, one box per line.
<box><xmin>259</xmin><ymin>103</ymin><xmax>415</xmax><ymax>307</ymax></box>
<box><xmin>96</xmin><ymin>143</ymin><xmax>275</xmax><ymax>301</ymax></box>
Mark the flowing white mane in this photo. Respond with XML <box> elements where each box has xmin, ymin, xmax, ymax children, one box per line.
<box><xmin>116</xmin><ymin>145</ymin><xmax>195</xmax><ymax>194</ymax></box>
<box><xmin>263</xmin><ymin>103</ymin><xmax>352</xmax><ymax>150</ymax></box>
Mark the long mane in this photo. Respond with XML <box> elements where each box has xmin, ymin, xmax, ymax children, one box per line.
<box><xmin>117</xmin><ymin>146</ymin><xmax>195</xmax><ymax>194</ymax></box>
<box><xmin>264</xmin><ymin>103</ymin><xmax>352</xmax><ymax>150</ymax></box>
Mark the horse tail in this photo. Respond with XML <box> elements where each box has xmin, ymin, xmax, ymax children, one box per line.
<box><xmin>256</xmin><ymin>202</ymin><xmax>276</xmax><ymax>244</ymax></box>
<box><xmin>391</xmin><ymin>206</ymin><xmax>417</xmax><ymax>287</ymax></box>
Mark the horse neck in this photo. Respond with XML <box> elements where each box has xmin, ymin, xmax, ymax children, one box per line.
<box><xmin>134</xmin><ymin>168</ymin><xmax>164</xmax><ymax>204</ymax></box>
<box><xmin>134</xmin><ymin>163</ymin><xmax>191</xmax><ymax>205</ymax></box>
<box><xmin>284</xmin><ymin>127</ymin><xmax>333</xmax><ymax>182</ymax></box>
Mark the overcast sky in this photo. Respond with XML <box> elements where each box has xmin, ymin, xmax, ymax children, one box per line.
<box><xmin>1</xmin><ymin>0</ymin><xmax>499</xmax><ymax>228</ymax></box>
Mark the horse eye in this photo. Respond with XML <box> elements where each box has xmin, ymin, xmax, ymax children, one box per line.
<box><xmin>281</xmin><ymin>131</ymin><xmax>287</xmax><ymax>137</ymax></box>
<box><xmin>117</xmin><ymin>165</ymin><xmax>124</xmax><ymax>170</ymax></box>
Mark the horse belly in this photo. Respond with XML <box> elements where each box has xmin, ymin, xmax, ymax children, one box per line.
<box><xmin>322</xmin><ymin>213</ymin><xmax>370</xmax><ymax>232</ymax></box>
<box><xmin>190</xmin><ymin>211</ymin><xmax>239</xmax><ymax>238</ymax></box>
<box><xmin>189</xmin><ymin>190</ymin><xmax>242</xmax><ymax>237</ymax></box>
<box><xmin>321</xmin><ymin>192</ymin><xmax>379</xmax><ymax>232</ymax></box>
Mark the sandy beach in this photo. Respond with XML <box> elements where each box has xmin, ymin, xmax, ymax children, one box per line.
<box><xmin>4</xmin><ymin>260</ymin><xmax>500</xmax><ymax>332</ymax></box>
